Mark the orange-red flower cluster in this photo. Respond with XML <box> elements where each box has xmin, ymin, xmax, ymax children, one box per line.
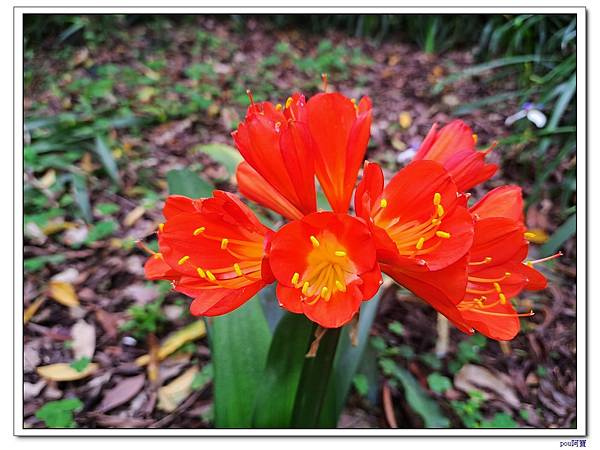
<box><xmin>145</xmin><ymin>90</ymin><xmax>555</xmax><ymax>340</ymax></box>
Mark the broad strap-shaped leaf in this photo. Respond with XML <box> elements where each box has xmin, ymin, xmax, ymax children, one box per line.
<box><xmin>210</xmin><ymin>298</ymin><xmax>271</xmax><ymax>428</ymax></box>
<box><xmin>318</xmin><ymin>291</ymin><xmax>383</xmax><ymax>427</ymax></box>
<box><xmin>290</xmin><ymin>328</ymin><xmax>341</xmax><ymax>428</ymax></box>
<box><xmin>252</xmin><ymin>312</ymin><xmax>315</xmax><ymax>427</ymax></box>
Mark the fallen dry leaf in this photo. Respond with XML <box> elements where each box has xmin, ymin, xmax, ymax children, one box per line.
<box><xmin>24</xmin><ymin>297</ymin><xmax>45</xmax><ymax>323</ymax></box>
<box><xmin>48</xmin><ymin>280</ymin><xmax>79</xmax><ymax>307</ymax></box>
<box><xmin>37</xmin><ymin>362</ymin><xmax>99</xmax><ymax>381</ymax></box>
<box><xmin>135</xmin><ymin>321</ymin><xmax>206</xmax><ymax>366</ymax></box>
<box><xmin>157</xmin><ymin>366</ymin><xmax>198</xmax><ymax>413</ymax></box>
<box><xmin>124</xmin><ymin>205</ymin><xmax>146</xmax><ymax>227</ymax></box>
<box><xmin>97</xmin><ymin>374</ymin><xmax>146</xmax><ymax>413</ymax></box>
<box><xmin>454</xmin><ymin>364</ymin><xmax>520</xmax><ymax>409</ymax></box>
<box><xmin>71</xmin><ymin>320</ymin><xmax>96</xmax><ymax>360</ymax></box>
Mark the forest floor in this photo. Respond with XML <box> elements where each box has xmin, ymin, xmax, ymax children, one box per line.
<box><xmin>23</xmin><ymin>16</ymin><xmax>577</xmax><ymax>429</ymax></box>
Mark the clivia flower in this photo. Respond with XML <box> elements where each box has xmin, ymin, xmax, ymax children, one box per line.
<box><xmin>144</xmin><ymin>191</ymin><xmax>275</xmax><ymax>316</ymax></box>
<box><xmin>269</xmin><ymin>212</ymin><xmax>382</xmax><ymax>328</ymax></box>
<box><xmin>354</xmin><ymin>160</ymin><xmax>474</xmax><ymax>312</ymax></box>
<box><xmin>233</xmin><ymin>92</ymin><xmax>316</xmax><ymax>221</ymax></box>
<box><xmin>428</xmin><ymin>186</ymin><xmax>555</xmax><ymax>340</ymax></box>
<box><xmin>142</xmin><ymin>86</ymin><xmax>552</xmax><ymax>339</ymax></box>
<box><xmin>413</xmin><ymin>119</ymin><xmax>498</xmax><ymax>192</ymax></box>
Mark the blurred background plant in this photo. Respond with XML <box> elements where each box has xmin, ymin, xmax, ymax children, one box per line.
<box><xmin>24</xmin><ymin>13</ymin><xmax>577</xmax><ymax>429</ymax></box>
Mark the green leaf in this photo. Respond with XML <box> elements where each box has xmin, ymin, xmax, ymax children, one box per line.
<box><xmin>291</xmin><ymin>328</ymin><xmax>341</xmax><ymax>428</ymax></box>
<box><xmin>84</xmin><ymin>219</ymin><xmax>118</xmax><ymax>244</ymax></box>
<box><xmin>166</xmin><ymin>168</ymin><xmax>213</xmax><ymax>198</ymax></box>
<box><xmin>71</xmin><ymin>173</ymin><xmax>92</xmax><ymax>223</ymax></box>
<box><xmin>191</xmin><ymin>363</ymin><xmax>213</xmax><ymax>391</ymax></box>
<box><xmin>35</xmin><ymin>398</ymin><xmax>83</xmax><ymax>428</ymax></box>
<box><xmin>94</xmin><ymin>135</ymin><xmax>121</xmax><ymax>186</ymax></box>
<box><xmin>252</xmin><ymin>313</ymin><xmax>315</xmax><ymax>427</ymax></box>
<box><xmin>481</xmin><ymin>412</ymin><xmax>518</xmax><ymax>428</ymax></box>
<box><xmin>433</xmin><ymin>54</ymin><xmax>546</xmax><ymax>94</ymax></box>
<box><xmin>540</xmin><ymin>213</ymin><xmax>575</xmax><ymax>257</ymax></box>
<box><xmin>196</xmin><ymin>143</ymin><xmax>243</xmax><ymax>178</ymax></box>
<box><xmin>380</xmin><ymin>358</ymin><xmax>450</xmax><ymax>428</ymax></box>
<box><xmin>388</xmin><ymin>321</ymin><xmax>405</xmax><ymax>336</ymax></box>
<box><xmin>24</xmin><ymin>254</ymin><xmax>66</xmax><ymax>273</ymax></box>
<box><xmin>210</xmin><ymin>299</ymin><xmax>271</xmax><ymax>428</ymax></box>
<box><xmin>70</xmin><ymin>357</ymin><xmax>91</xmax><ymax>373</ymax></box>
<box><xmin>352</xmin><ymin>374</ymin><xmax>369</xmax><ymax>397</ymax></box>
<box><xmin>427</xmin><ymin>372</ymin><xmax>452</xmax><ymax>393</ymax></box>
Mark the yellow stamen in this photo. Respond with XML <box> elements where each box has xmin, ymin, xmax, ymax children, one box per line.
<box><xmin>234</xmin><ymin>263</ymin><xmax>242</xmax><ymax>276</ymax></box>
<box><xmin>433</xmin><ymin>192</ymin><xmax>441</xmax><ymax>205</ymax></box>
<box><xmin>310</xmin><ymin>235</ymin><xmax>320</xmax><ymax>248</ymax></box>
<box><xmin>416</xmin><ymin>237</ymin><xmax>425</xmax><ymax>250</ymax></box>
<box><xmin>221</xmin><ymin>238</ymin><xmax>229</xmax><ymax>250</ymax></box>
<box><xmin>524</xmin><ymin>232</ymin><xmax>536</xmax><ymax>239</ymax></box>
<box><xmin>499</xmin><ymin>293</ymin><xmax>507</xmax><ymax>304</ymax></box>
<box><xmin>158</xmin><ymin>223</ymin><xmax>164</xmax><ymax>232</ymax></box>
<box><xmin>437</xmin><ymin>204</ymin><xmax>445</xmax><ymax>217</ymax></box>
<box><xmin>335</xmin><ymin>280</ymin><xmax>346</xmax><ymax>292</ymax></box>
<box><xmin>334</xmin><ymin>250</ymin><xmax>347</xmax><ymax>257</ymax></box>
<box><xmin>505</xmin><ymin>272</ymin><xmax>511</xmax><ymax>277</ymax></box>
<box><xmin>291</xmin><ymin>272</ymin><xmax>300</xmax><ymax>285</ymax></box>
<box><xmin>436</xmin><ymin>231</ymin><xmax>451</xmax><ymax>239</ymax></box>
<box><xmin>285</xmin><ymin>97</ymin><xmax>293</xmax><ymax>109</ymax></box>
<box><xmin>197</xmin><ymin>267</ymin><xmax>206</xmax><ymax>278</ymax></box>
<box><xmin>472</xmin><ymin>134</ymin><xmax>478</xmax><ymax>144</ymax></box>
<box><xmin>193</xmin><ymin>227</ymin><xmax>205</xmax><ymax>236</ymax></box>
<box><xmin>380</xmin><ymin>198</ymin><xmax>388</xmax><ymax>208</ymax></box>
<box><xmin>302</xmin><ymin>281</ymin><xmax>310</xmax><ymax>296</ymax></box>
<box><xmin>178</xmin><ymin>256</ymin><xmax>190</xmax><ymax>265</ymax></box>
<box><xmin>153</xmin><ymin>252</ymin><xmax>162</xmax><ymax>259</ymax></box>
<box><xmin>493</xmin><ymin>282</ymin><xmax>502</xmax><ymax>293</ymax></box>
<box><xmin>431</xmin><ymin>218</ymin><xmax>441</xmax><ymax>225</ymax></box>
<box><xmin>206</xmin><ymin>270</ymin><xmax>216</xmax><ymax>281</ymax></box>
<box><xmin>275</xmin><ymin>103</ymin><xmax>283</xmax><ymax>111</ymax></box>
<box><xmin>321</xmin><ymin>286</ymin><xmax>329</xmax><ymax>298</ymax></box>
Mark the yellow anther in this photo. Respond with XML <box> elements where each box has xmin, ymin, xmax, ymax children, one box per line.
<box><xmin>416</xmin><ymin>237</ymin><xmax>425</xmax><ymax>250</ymax></box>
<box><xmin>526</xmin><ymin>261</ymin><xmax>534</xmax><ymax>267</ymax></box>
<box><xmin>275</xmin><ymin>103</ymin><xmax>283</xmax><ymax>111</ymax></box>
<box><xmin>499</xmin><ymin>293</ymin><xmax>507</xmax><ymax>304</ymax></box>
<box><xmin>437</xmin><ymin>204</ymin><xmax>445</xmax><ymax>217</ymax></box>
<box><xmin>285</xmin><ymin>97</ymin><xmax>293</xmax><ymax>109</ymax></box>
<box><xmin>505</xmin><ymin>272</ymin><xmax>511</xmax><ymax>277</ymax></box>
<box><xmin>334</xmin><ymin>250</ymin><xmax>347</xmax><ymax>257</ymax></box>
<box><xmin>431</xmin><ymin>218</ymin><xmax>441</xmax><ymax>225</ymax></box>
<box><xmin>472</xmin><ymin>134</ymin><xmax>478</xmax><ymax>144</ymax></box>
<box><xmin>475</xmin><ymin>298</ymin><xmax>485</xmax><ymax>308</ymax></box>
<box><xmin>310</xmin><ymin>235</ymin><xmax>320</xmax><ymax>248</ymax></box>
<box><xmin>485</xmin><ymin>257</ymin><xmax>492</xmax><ymax>262</ymax></box>
<box><xmin>206</xmin><ymin>270</ymin><xmax>216</xmax><ymax>281</ymax></box>
<box><xmin>321</xmin><ymin>286</ymin><xmax>329</xmax><ymax>298</ymax></box>
<box><xmin>193</xmin><ymin>227</ymin><xmax>205</xmax><ymax>236</ymax></box>
<box><xmin>350</xmin><ymin>98</ymin><xmax>357</xmax><ymax>105</ymax></box>
<box><xmin>493</xmin><ymin>282</ymin><xmax>502</xmax><ymax>293</ymax></box>
<box><xmin>291</xmin><ymin>272</ymin><xmax>300</xmax><ymax>285</ymax></box>
<box><xmin>221</xmin><ymin>238</ymin><xmax>229</xmax><ymax>249</ymax></box>
<box><xmin>158</xmin><ymin>223</ymin><xmax>164</xmax><ymax>232</ymax></box>
<box><xmin>234</xmin><ymin>263</ymin><xmax>243</xmax><ymax>276</ymax></box>
<box><xmin>197</xmin><ymin>267</ymin><xmax>206</xmax><ymax>278</ymax></box>
<box><xmin>178</xmin><ymin>255</ymin><xmax>190</xmax><ymax>265</ymax></box>
<box><xmin>153</xmin><ymin>252</ymin><xmax>162</xmax><ymax>259</ymax></box>
<box><xmin>302</xmin><ymin>281</ymin><xmax>310</xmax><ymax>296</ymax></box>
<box><xmin>380</xmin><ymin>198</ymin><xmax>388</xmax><ymax>208</ymax></box>
<box><xmin>524</xmin><ymin>232</ymin><xmax>536</xmax><ymax>239</ymax></box>
<box><xmin>433</xmin><ymin>192</ymin><xmax>441</xmax><ymax>205</ymax></box>
<box><xmin>435</xmin><ymin>231</ymin><xmax>451</xmax><ymax>239</ymax></box>
<box><xmin>335</xmin><ymin>280</ymin><xmax>346</xmax><ymax>292</ymax></box>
